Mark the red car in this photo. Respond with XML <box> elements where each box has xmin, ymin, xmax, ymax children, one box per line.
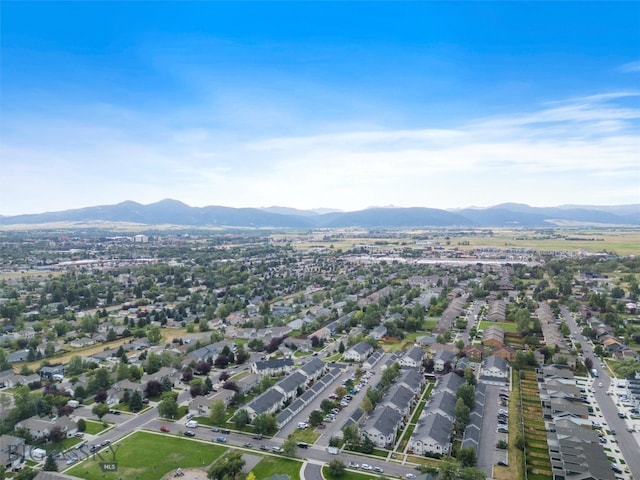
<box><xmin>160</xmin><ymin>426</ymin><xmax>170</xmax><ymax>432</ymax></box>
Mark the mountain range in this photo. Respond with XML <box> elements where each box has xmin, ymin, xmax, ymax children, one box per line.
<box><xmin>1</xmin><ymin>199</ymin><xmax>638</xmax><ymax>228</ymax></box>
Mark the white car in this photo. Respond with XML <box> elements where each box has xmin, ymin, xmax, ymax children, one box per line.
<box><xmin>361</xmin><ymin>464</ymin><xmax>372</xmax><ymax>470</ymax></box>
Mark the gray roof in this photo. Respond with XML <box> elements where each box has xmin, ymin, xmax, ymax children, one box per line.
<box><xmin>483</xmin><ymin>354</ymin><xmax>508</xmax><ymax>372</ymax></box>
<box><xmin>362</xmin><ymin>406</ymin><xmax>402</xmax><ymax>436</ymax></box>
<box><xmin>434</xmin><ymin>372</ymin><xmax>464</xmax><ymax>394</ymax></box>
<box><xmin>404</xmin><ymin>346</ymin><xmax>426</xmax><ymax>363</ymax></box>
<box><xmin>187</xmin><ymin>344</ymin><xmax>218</xmax><ymax>362</ymax></box>
<box><xmin>413</xmin><ymin>412</ymin><xmax>453</xmax><ymax>445</ymax></box>
<box><xmin>253</xmin><ymin>358</ymin><xmax>294</xmax><ymax>372</ymax></box>
<box><xmin>383</xmin><ymin>385</ymin><xmax>414</xmax><ymax>412</ymax></box>
<box><xmin>426</xmin><ymin>390</ymin><xmax>457</xmax><ymax>417</ymax></box>
<box><xmin>275</xmin><ymin>371</ymin><xmax>307</xmax><ymax>394</ymax></box>
<box><xmin>397</xmin><ymin>368</ymin><xmax>424</xmax><ymax>392</ymax></box>
<box><xmin>299</xmin><ymin>357</ymin><xmax>325</xmax><ymax>377</ymax></box>
<box><xmin>455</xmin><ymin>357</ymin><xmax>470</xmax><ymax>370</ymax></box>
<box><xmin>246</xmin><ymin>388</ymin><xmax>284</xmax><ymax>415</ymax></box>
<box><xmin>349</xmin><ymin>341</ymin><xmax>373</xmax><ymax>356</ymax></box>
<box><xmin>434</xmin><ymin>349</ymin><xmax>456</xmax><ymax>363</ymax></box>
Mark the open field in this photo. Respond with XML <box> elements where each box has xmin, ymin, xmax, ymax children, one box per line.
<box><xmin>450</xmin><ymin>229</ymin><xmax>640</xmax><ymax>256</ymax></box>
<box><xmin>65</xmin><ymin>431</ymin><xmax>227</xmax><ymax>480</ymax></box>
<box><xmin>279</xmin><ymin>228</ymin><xmax>640</xmax><ymax>256</ymax></box>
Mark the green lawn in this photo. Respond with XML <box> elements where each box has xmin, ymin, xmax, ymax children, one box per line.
<box><xmin>478</xmin><ymin>321</ymin><xmax>520</xmax><ymax>333</ymax></box>
<box><xmin>322</xmin><ymin>466</ymin><xmax>378</xmax><ymax>480</ymax></box>
<box><xmin>324</xmin><ymin>353</ymin><xmax>342</xmax><ymax>362</ymax></box>
<box><xmin>83</xmin><ymin>419</ymin><xmax>108</xmax><ymax>435</ymax></box>
<box><xmin>289</xmin><ymin>429</ymin><xmax>321</xmax><ymax>444</ymax></box>
<box><xmin>250</xmin><ymin>456</ymin><xmax>302</xmax><ymax>480</ymax></box>
<box><xmin>65</xmin><ymin>431</ymin><xmax>227</xmax><ymax>480</ymax></box>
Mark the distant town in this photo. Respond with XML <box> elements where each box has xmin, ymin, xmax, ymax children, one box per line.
<box><xmin>0</xmin><ymin>227</ymin><xmax>638</xmax><ymax>480</ymax></box>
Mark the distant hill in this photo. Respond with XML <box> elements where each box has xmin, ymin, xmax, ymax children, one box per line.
<box><xmin>1</xmin><ymin>199</ymin><xmax>638</xmax><ymax>228</ymax></box>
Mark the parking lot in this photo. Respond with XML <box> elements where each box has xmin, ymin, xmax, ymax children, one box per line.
<box><xmin>275</xmin><ymin>355</ymin><xmax>387</xmax><ymax>444</ymax></box>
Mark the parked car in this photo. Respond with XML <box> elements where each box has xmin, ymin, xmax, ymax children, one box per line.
<box><xmin>271</xmin><ymin>446</ymin><xmax>283</xmax><ymax>453</ymax></box>
<box><xmin>215</xmin><ymin>436</ymin><xmax>227</xmax><ymax>443</ymax></box>
<box><xmin>184</xmin><ymin>431</ymin><xmax>196</xmax><ymax>437</ymax></box>
<box><xmin>211</xmin><ymin>427</ymin><xmax>220</xmax><ymax>432</ymax></box>
<box><xmin>373</xmin><ymin>467</ymin><xmax>384</xmax><ymax>473</ymax></box>
<box><xmin>497</xmin><ymin>461</ymin><xmax>508</xmax><ymax>467</ymax></box>
<box><xmin>243</xmin><ymin>442</ymin><xmax>253</xmax><ymax>448</ymax></box>
<box><xmin>160</xmin><ymin>426</ymin><xmax>170</xmax><ymax>432</ymax></box>
<box><xmin>260</xmin><ymin>445</ymin><xmax>268</xmax><ymax>451</ymax></box>
<box><xmin>297</xmin><ymin>442</ymin><xmax>309</xmax><ymax>449</ymax></box>
<box><xmin>253</xmin><ymin>434</ymin><xmax>263</xmax><ymax>440</ymax></box>
<box><xmin>349</xmin><ymin>462</ymin><xmax>360</xmax><ymax>468</ymax></box>
<box><xmin>361</xmin><ymin>464</ymin><xmax>372</xmax><ymax>470</ymax></box>
<box><xmin>220</xmin><ymin>428</ymin><xmax>230</xmax><ymax>434</ymax></box>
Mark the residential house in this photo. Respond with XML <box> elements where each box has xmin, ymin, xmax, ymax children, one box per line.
<box><xmin>487</xmin><ymin>300</ymin><xmax>506</xmax><ymax>322</ymax></box>
<box><xmin>396</xmin><ymin>368</ymin><xmax>426</xmax><ymax>395</ymax></box>
<box><xmin>7</xmin><ymin>350</ymin><xmax>29</xmax><ymax>363</ymax></box>
<box><xmin>463</xmin><ymin>345</ymin><xmax>483</xmax><ymax>362</ymax></box>
<box><xmin>15</xmin><ymin>416</ymin><xmax>52</xmax><ymax>440</ymax></box>
<box><xmin>343</xmin><ymin>342</ymin><xmax>374</xmax><ymax>362</ymax></box>
<box><xmin>423</xmin><ymin>390</ymin><xmax>457</xmax><ymax>422</ymax></box>
<box><xmin>360</xmin><ymin>406</ymin><xmax>403</xmax><ymax>448</ymax></box>
<box><xmin>273</xmin><ymin>371</ymin><xmax>307</xmax><ymax>402</ymax></box>
<box><xmin>433</xmin><ymin>350</ymin><xmax>456</xmax><ymax>372</ymax></box>
<box><xmin>415</xmin><ymin>335</ymin><xmax>437</xmax><ymax>347</ymax></box>
<box><xmin>399</xmin><ymin>346</ymin><xmax>425</xmax><ymax>369</ymax></box>
<box><xmin>251</xmin><ymin>358</ymin><xmax>294</xmax><ymax>377</ymax></box>
<box><xmin>382</xmin><ymin>385</ymin><xmax>415</xmax><ymax>418</ymax></box>
<box><xmin>40</xmin><ymin>365</ymin><xmax>65</xmax><ymax>380</ymax></box>
<box><xmin>482</xmin><ymin>325</ymin><xmax>505</xmax><ymax>348</ymax></box>
<box><xmin>371</xmin><ymin>325</ymin><xmax>388</xmax><ymax>340</ymax></box>
<box><xmin>245</xmin><ymin>389</ymin><xmax>285</xmax><ymax>420</ymax></box>
<box><xmin>0</xmin><ymin>434</ymin><xmax>25</xmax><ymax>472</ymax></box>
<box><xmin>298</xmin><ymin>358</ymin><xmax>327</xmax><ymax>383</ymax></box>
<box><xmin>408</xmin><ymin>412</ymin><xmax>453</xmax><ymax>456</ymax></box>
<box><xmin>433</xmin><ymin>372</ymin><xmax>464</xmax><ymax>396</ymax></box>
<box><xmin>479</xmin><ymin>355</ymin><xmax>509</xmax><ymax>384</ymax></box>
<box><xmin>492</xmin><ymin>345</ymin><xmax>516</xmax><ymax>362</ymax></box>
<box><xmin>363</xmin><ymin>349</ymin><xmax>385</xmax><ymax>371</ymax></box>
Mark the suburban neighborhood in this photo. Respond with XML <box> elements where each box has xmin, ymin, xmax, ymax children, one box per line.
<box><xmin>0</xmin><ymin>228</ymin><xmax>638</xmax><ymax>480</ymax></box>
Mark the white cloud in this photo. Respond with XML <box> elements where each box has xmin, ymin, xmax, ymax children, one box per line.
<box><xmin>1</xmin><ymin>91</ymin><xmax>639</xmax><ymax>215</ymax></box>
<box><xmin>618</xmin><ymin>61</ymin><xmax>640</xmax><ymax>73</ymax></box>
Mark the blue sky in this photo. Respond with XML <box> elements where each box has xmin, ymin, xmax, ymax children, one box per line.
<box><xmin>1</xmin><ymin>1</ymin><xmax>639</xmax><ymax>215</ymax></box>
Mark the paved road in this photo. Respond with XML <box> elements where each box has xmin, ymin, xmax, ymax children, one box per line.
<box><xmin>460</xmin><ymin>300</ymin><xmax>482</xmax><ymax>344</ymax></box>
<box><xmin>562</xmin><ymin>306</ymin><xmax>640</xmax><ymax>478</ymax></box>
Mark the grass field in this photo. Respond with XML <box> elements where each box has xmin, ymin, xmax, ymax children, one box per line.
<box><xmin>65</xmin><ymin>431</ymin><xmax>227</xmax><ymax>480</ymax></box>
<box><xmin>83</xmin><ymin>419</ymin><xmax>108</xmax><ymax>435</ymax></box>
<box><xmin>282</xmin><ymin>228</ymin><xmax>640</xmax><ymax>256</ymax></box>
<box><xmin>288</xmin><ymin>428</ymin><xmax>321</xmax><ymax>444</ymax></box>
<box><xmin>250</xmin><ymin>456</ymin><xmax>302</xmax><ymax>480</ymax></box>
<box><xmin>478</xmin><ymin>321</ymin><xmax>520</xmax><ymax>333</ymax></box>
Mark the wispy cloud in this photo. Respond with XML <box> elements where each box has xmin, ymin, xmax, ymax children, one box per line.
<box><xmin>618</xmin><ymin>61</ymin><xmax>640</xmax><ymax>73</ymax></box>
<box><xmin>1</xmin><ymin>91</ymin><xmax>639</xmax><ymax>215</ymax></box>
